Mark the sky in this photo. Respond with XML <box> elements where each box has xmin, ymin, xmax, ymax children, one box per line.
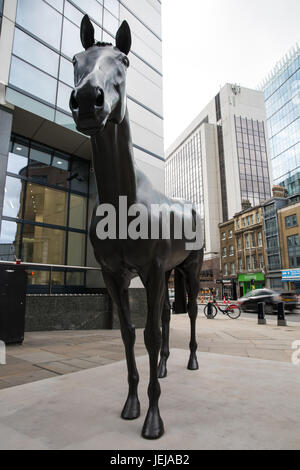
<box><xmin>162</xmin><ymin>0</ymin><xmax>300</xmax><ymax>150</ymax></box>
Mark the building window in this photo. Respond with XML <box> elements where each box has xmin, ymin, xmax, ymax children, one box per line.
<box><xmin>228</xmin><ymin>229</ymin><xmax>233</xmax><ymax>238</ymax></box>
<box><xmin>285</xmin><ymin>214</ymin><xmax>298</xmax><ymax>228</ymax></box>
<box><xmin>242</xmin><ymin>218</ymin><xmax>246</xmax><ymax>227</ymax></box>
<box><xmin>287</xmin><ymin>234</ymin><xmax>299</xmax><ymax>247</ymax></box>
<box><xmin>268</xmin><ymin>254</ymin><xmax>281</xmax><ymax>271</ymax></box>
<box><xmin>229</xmin><ymin>245</ymin><xmax>234</xmax><ymax>256</ymax></box>
<box><xmin>237</xmin><ymin>219</ymin><xmax>240</xmax><ymax>229</ymax></box>
<box><xmin>252</xmin><ymin>255</ymin><xmax>257</xmax><ymax>270</ymax></box>
<box><xmin>258</xmin><ymin>232</ymin><xmax>263</xmax><ymax>247</ymax></box>
<box><xmin>256</xmin><ymin>212</ymin><xmax>260</xmax><ymax>223</ymax></box>
<box><xmin>238</xmin><ymin>258</ymin><xmax>243</xmax><ymax>270</ymax></box>
<box><xmin>224</xmin><ymin>264</ymin><xmax>228</xmax><ymax>276</ymax></box>
<box><xmin>250</xmin><ymin>215</ymin><xmax>254</xmax><ymax>225</ymax></box>
<box><xmin>247</xmin><ymin>216</ymin><xmax>250</xmax><ymax>225</ymax></box>
<box><xmin>0</xmin><ymin>134</ymin><xmax>89</xmax><ymax>291</ymax></box>
<box><xmin>287</xmin><ymin>234</ymin><xmax>300</xmax><ymax>268</ymax></box>
<box><xmin>223</xmin><ymin>247</ymin><xmax>227</xmax><ymax>257</ymax></box>
<box><xmin>246</xmin><ymin>255</ymin><xmax>251</xmax><ymax>270</ymax></box>
<box><xmin>235</xmin><ymin>116</ymin><xmax>271</xmax><ymax>207</ymax></box>
<box><xmin>231</xmin><ymin>263</ymin><xmax>235</xmax><ymax>275</ymax></box>
<box><xmin>237</xmin><ymin>237</ymin><xmax>242</xmax><ymax>251</ymax></box>
<box><xmin>251</xmin><ymin>233</ymin><xmax>255</xmax><ymax>247</ymax></box>
<box><xmin>222</xmin><ymin>232</ymin><xmax>226</xmax><ymax>240</ymax></box>
<box><xmin>259</xmin><ymin>254</ymin><xmax>264</xmax><ymax>269</ymax></box>
<box><xmin>245</xmin><ymin>234</ymin><xmax>250</xmax><ymax>249</ymax></box>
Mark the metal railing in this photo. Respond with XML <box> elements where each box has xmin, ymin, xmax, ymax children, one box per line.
<box><xmin>0</xmin><ymin>260</ymin><xmax>102</xmax><ymax>295</ymax></box>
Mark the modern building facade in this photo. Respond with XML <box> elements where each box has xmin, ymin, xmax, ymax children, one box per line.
<box><xmin>0</xmin><ymin>0</ymin><xmax>164</xmax><ymax>293</ymax></box>
<box><xmin>166</xmin><ymin>83</ymin><xmax>272</xmax><ymax>289</ymax></box>
<box><xmin>259</xmin><ymin>44</ymin><xmax>300</xmax><ymax>196</ymax></box>
<box><xmin>262</xmin><ymin>186</ymin><xmax>287</xmax><ymax>289</ymax></box>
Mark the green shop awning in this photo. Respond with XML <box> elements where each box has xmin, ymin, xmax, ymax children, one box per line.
<box><xmin>238</xmin><ymin>273</ymin><xmax>265</xmax><ymax>282</ymax></box>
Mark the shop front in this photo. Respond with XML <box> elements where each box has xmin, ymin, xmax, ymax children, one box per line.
<box><xmin>238</xmin><ymin>273</ymin><xmax>265</xmax><ymax>297</ymax></box>
<box><xmin>282</xmin><ymin>269</ymin><xmax>300</xmax><ymax>294</ymax></box>
<box><xmin>218</xmin><ymin>279</ymin><xmax>238</xmax><ymax>300</ymax></box>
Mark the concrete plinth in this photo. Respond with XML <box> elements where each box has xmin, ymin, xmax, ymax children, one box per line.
<box><xmin>0</xmin><ymin>349</ymin><xmax>299</xmax><ymax>450</ymax></box>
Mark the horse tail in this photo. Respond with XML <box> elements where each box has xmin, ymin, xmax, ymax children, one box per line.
<box><xmin>174</xmin><ymin>268</ymin><xmax>187</xmax><ymax>314</ymax></box>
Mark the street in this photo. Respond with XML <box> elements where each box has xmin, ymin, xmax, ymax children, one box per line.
<box><xmin>197</xmin><ymin>303</ymin><xmax>300</xmax><ymax>323</ymax></box>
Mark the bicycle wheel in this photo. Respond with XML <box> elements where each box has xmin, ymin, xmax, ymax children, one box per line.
<box><xmin>204</xmin><ymin>303</ymin><xmax>218</xmax><ymax>318</ymax></box>
<box><xmin>227</xmin><ymin>306</ymin><xmax>241</xmax><ymax>319</ymax></box>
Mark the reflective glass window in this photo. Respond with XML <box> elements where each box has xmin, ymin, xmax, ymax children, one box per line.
<box><xmin>45</xmin><ymin>0</ymin><xmax>64</xmax><ymax>12</ymax></box>
<box><xmin>66</xmin><ymin>271</ymin><xmax>85</xmax><ymax>286</ymax></box>
<box><xmin>13</xmin><ymin>28</ymin><xmax>59</xmax><ymax>77</ymax></box>
<box><xmin>61</xmin><ymin>18</ymin><xmax>82</xmax><ymax>59</ymax></box>
<box><xmin>71</xmin><ymin>0</ymin><xmax>103</xmax><ymax>23</ymax></box>
<box><xmin>3</xmin><ymin>176</ymin><xmax>24</xmax><ymax>219</ymax></box>
<box><xmin>67</xmin><ymin>232</ymin><xmax>86</xmax><ymax>266</ymax></box>
<box><xmin>64</xmin><ymin>1</ymin><xmax>82</xmax><ymax>25</ymax></box>
<box><xmin>57</xmin><ymin>82</ymin><xmax>73</xmax><ymax>112</ymax></box>
<box><xmin>70</xmin><ymin>158</ymin><xmax>89</xmax><ymax>194</ymax></box>
<box><xmin>9</xmin><ymin>56</ymin><xmax>57</xmax><ymax>105</ymax></box>
<box><xmin>22</xmin><ymin>224</ymin><xmax>66</xmax><ymax>265</ymax></box>
<box><xmin>104</xmin><ymin>0</ymin><xmax>119</xmax><ymax>18</ymax></box>
<box><xmin>7</xmin><ymin>140</ymin><xmax>29</xmax><ymax>175</ymax></box>
<box><xmin>59</xmin><ymin>57</ymin><xmax>74</xmax><ymax>87</ymax></box>
<box><xmin>0</xmin><ymin>220</ymin><xmax>22</xmax><ymax>261</ymax></box>
<box><xmin>24</xmin><ymin>183</ymin><xmax>68</xmax><ymax>227</ymax></box>
<box><xmin>103</xmin><ymin>8</ymin><xmax>119</xmax><ymax>36</ymax></box>
<box><xmin>69</xmin><ymin>194</ymin><xmax>87</xmax><ymax>230</ymax></box>
<box><xmin>16</xmin><ymin>0</ymin><xmax>63</xmax><ymax>50</ymax></box>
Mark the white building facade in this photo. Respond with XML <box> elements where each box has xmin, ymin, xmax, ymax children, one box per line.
<box><xmin>166</xmin><ymin>84</ymin><xmax>272</xmax><ymax>281</ymax></box>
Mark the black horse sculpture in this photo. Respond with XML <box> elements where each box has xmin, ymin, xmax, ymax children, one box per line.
<box><xmin>70</xmin><ymin>15</ymin><xmax>204</xmax><ymax>440</ymax></box>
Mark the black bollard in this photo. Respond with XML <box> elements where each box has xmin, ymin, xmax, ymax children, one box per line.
<box><xmin>207</xmin><ymin>302</ymin><xmax>214</xmax><ymax>320</ymax></box>
<box><xmin>277</xmin><ymin>302</ymin><xmax>287</xmax><ymax>327</ymax></box>
<box><xmin>258</xmin><ymin>302</ymin><xmax>266</xmax><ymax>325</ymax></box>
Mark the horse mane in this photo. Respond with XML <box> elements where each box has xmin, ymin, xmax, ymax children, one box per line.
<box><xmin>96</xmin><ymin>41</ymin><xmax>113</xmax><ymax>47</ymax></box>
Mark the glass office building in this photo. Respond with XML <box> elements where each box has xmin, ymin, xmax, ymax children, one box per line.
<box><xmin>259</xmin><ymin>44</ymin><xmax>300</xmax><ymax>195</ymax></box>
<box><xmin>0</xmin><ymin>0</ymin><xmax>164</xmax><ymax>292</ymax></box>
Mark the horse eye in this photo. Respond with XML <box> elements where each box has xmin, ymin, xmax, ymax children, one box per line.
<box><xmin>122</xmin><ymin>56</ymin><xmax>129</xmax><ymax>67</ymax></box>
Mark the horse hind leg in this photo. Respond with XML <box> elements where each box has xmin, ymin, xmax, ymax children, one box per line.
<box><xmin>158</xmin><ymin>271</ymin><xmax>172</xmax><ymax>379</ymax></box>
<box><xmin>184</xmin><ymin>254</ymin><xmax>203</xmax><ymax>371</ymax></box>
<box><xmin>187</xmin><ymin>277</ymin><xmax>200</xmax><ymax>370</ymax></box>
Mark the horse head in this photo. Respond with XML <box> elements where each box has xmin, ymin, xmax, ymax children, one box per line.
<box><xmin>70</xmin><ymin>15</ymin><xmax>131</xmax><ymax>136</ymax></box>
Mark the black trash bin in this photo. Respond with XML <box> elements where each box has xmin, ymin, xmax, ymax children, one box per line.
<box><xmin>0</xmin><ymin>265</ymin><xmax>27</xmax><ymax>344</ymax></box>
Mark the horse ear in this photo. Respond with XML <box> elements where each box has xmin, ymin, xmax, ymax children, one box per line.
<box><xmin>81</xmin><ymin>15</ymin><xmax>95</xmax><ymax>50</ymax></box>
<box><xmin>116</xmin><ymin>21</ymin><xmax>131</xmax><ymax>55</ymax></box>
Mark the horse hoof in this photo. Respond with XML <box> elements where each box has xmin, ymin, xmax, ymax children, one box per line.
<box><xmin>142</xmin><ymin>409</ymin><xmax>164</xmax><ymax>440</ymax></box>
<box><xmin>187</xmin><ymin>355</ymin><xmax>199</xmax><ymax>371</ymax></box>
<box><xmin>121</xmin><ymin>396</ymin><xmax>140</xmax><ymax>420</ymax></box>
<box><xmin>157</xmin><ymin>360</ymin><xmax>167</xmax><ymax>379</ymax></box>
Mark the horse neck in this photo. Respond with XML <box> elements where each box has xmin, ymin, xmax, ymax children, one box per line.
<box><xmin>91</xmin><ymin>108</ymin><xmax>137</xmax><ymax>207</ymax></box>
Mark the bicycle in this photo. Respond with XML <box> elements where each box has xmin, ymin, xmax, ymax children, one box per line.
<box><xmin>204</xmin><ymin>298</ymin><xmax>241</xmax><ymax>319</ymax></box>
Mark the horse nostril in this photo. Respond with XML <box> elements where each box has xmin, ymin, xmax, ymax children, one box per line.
<box><xmin>95</xmin><ymin>89</ymin><xmax>104</xmax><ymax>108</ymax></box>
<box><xmin>70</xmin><ymin>90</ymin><xmax>79</xmax><ymax>111</ymax></box>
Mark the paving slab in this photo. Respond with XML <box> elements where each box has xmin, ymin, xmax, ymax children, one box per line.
<box><xmin>0</xmin><ymin>349</ymin><xmax>299</xmax><ymax>450</ymax></box>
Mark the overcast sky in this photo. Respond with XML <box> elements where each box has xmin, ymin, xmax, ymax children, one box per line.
<box><xmin>162</xmin><ymin>0</ymin><xmax>300</xmax><ymax>150</ymax></box>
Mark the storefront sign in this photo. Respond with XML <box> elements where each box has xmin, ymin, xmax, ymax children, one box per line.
<box><xmin>282</xmin><ymin>269</ymin><xmax>300</xmax><ymax>282</ymax></box>
<box><xmin>238</xmin><ymin>273</ymin><xmax>265</xmax><ymax>282</ymax></box>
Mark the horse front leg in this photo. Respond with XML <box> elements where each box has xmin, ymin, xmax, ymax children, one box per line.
<box><xmin>140</xmin><ymin>264</ymin><xmax>165</xmax><ymax>439</ymax></box>
<box><xmin>102</xmin><ymin>270</ymin><xmax>140</xmax><ymax>420</ymax></box>
<box><xmin>158</xmin><ymin>271</ymin><xmax>172</xmax><ymax>379</ymax></box>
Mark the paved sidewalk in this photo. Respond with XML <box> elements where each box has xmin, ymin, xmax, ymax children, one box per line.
<box><xmin>1</xmin><ymin>313</ymin><xmax>300</xmax><ymax>390</ymax></box>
